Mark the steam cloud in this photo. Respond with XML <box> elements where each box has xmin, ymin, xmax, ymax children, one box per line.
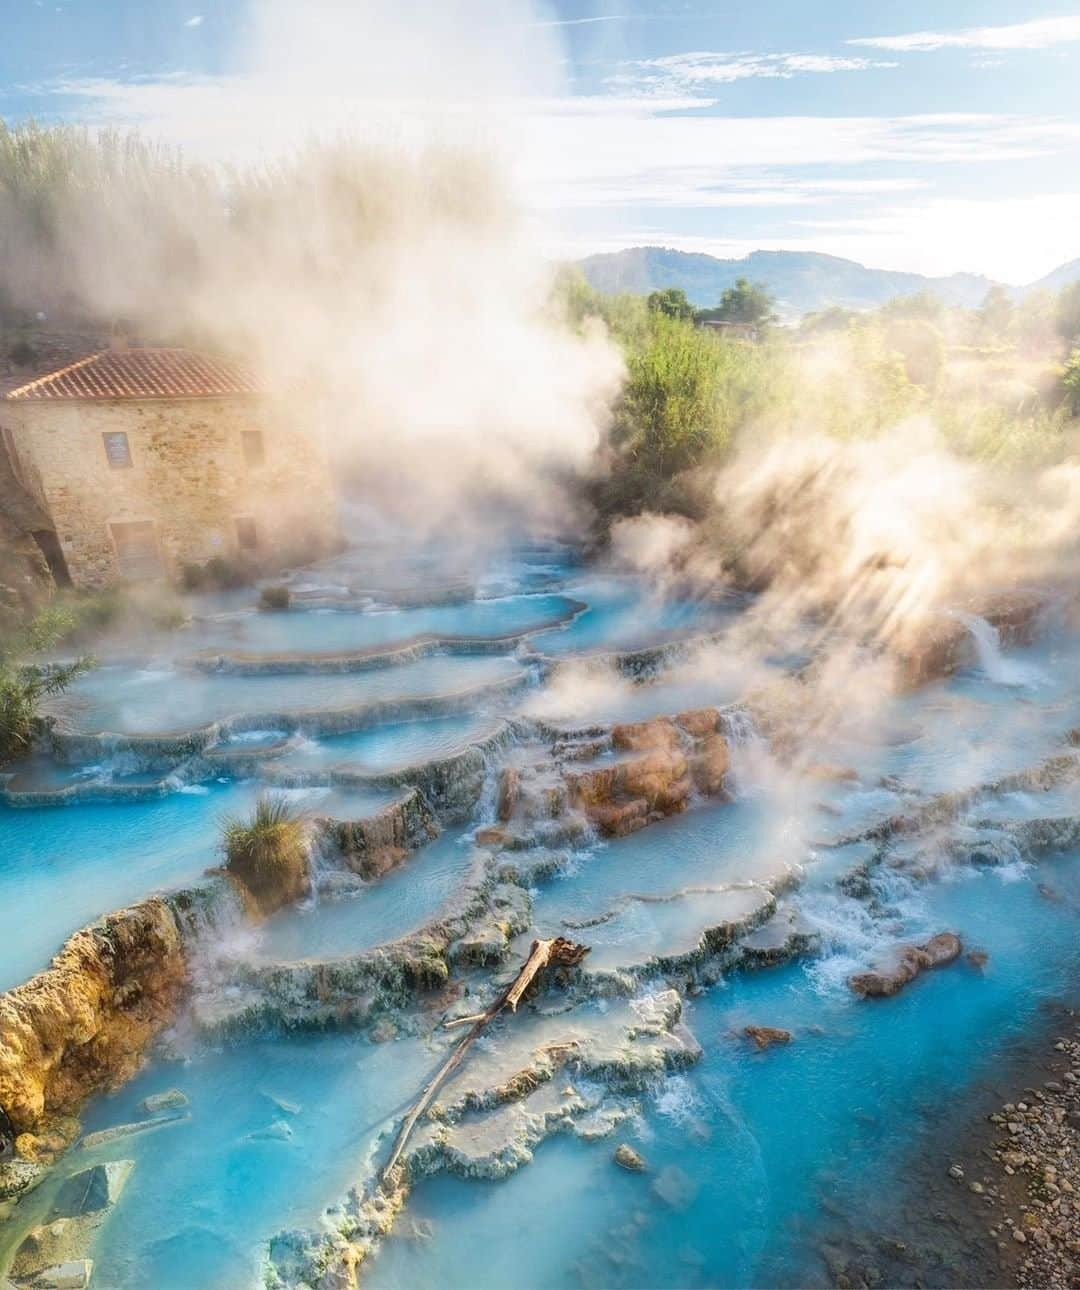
<box><xmin>0</xmin><ymin>0</ymin><xmax>624</xmax><ymax>546</ymax></box>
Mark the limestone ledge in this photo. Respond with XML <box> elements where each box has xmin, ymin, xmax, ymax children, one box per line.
<box><xmin>530</xmin><ymin>627</ymin><xmax>730</xmax><ymax>683</ymax></box>
<box><xmin>553</xmin><ymin>884</ymin><xmax>778</xmax><ymax>987</ymax></box>
<box><xmin>183</xmin><ymin>597</ymin><xmax>588</xmax><ymax>676</ymax></box>
<box><xmin>187</xmin><ymin>850</ymin><xmax>529</xmax><ymax>1036</ymax></box>
<box><xmin>264</xmin><ymin>991</ymin><xmax>698</xmax><ymax>1289</ymax></box>
<box><xmin>44</xmin><ymin>674</ymin><xmax>527</xmax><ymax>774</ymax></box>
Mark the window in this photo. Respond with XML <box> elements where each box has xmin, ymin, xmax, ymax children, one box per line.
<box><xmin>110</xmin><ymin>521</ymin><xmax>162</xmax><ymax>579</ymax></box>
<box><xmin>235</xmin><ymin>516</ymin><xmax>258</xmax><ymax>551</ymax></box>
<box><xmin>241</xmin><ymin>430</ymin><xmax>265</xmax><ymax>467</ymax></box>
<box><xmin>102</xmin><ymin>432</ymin><xmax>132</xmax><ymax>469</ymax></box>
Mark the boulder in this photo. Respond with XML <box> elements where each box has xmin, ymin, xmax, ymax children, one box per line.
<box><xmin>496</xmin><ymin>768</ymin><xmax>521</xmax><ymax>822</ymax></box>
<box><xmin>688</xmin><ymin>735</ymin><xmax>730</xmax><ymax>796</ymax></box>
<box><xmin>744</xmin><ymin>1025</ymin><xmax>793</xmax><ymax>1051</ymax></box>
<box><xmin>51</xmin><ymin>1160</ymin><xmax>133</xmax><ymax>1219</ymax></box>
<box><xmin>139</xmin><ymin>1089</ymin><xmax>187</xmax><ymax>1115</ymax></box>
<box><xmin>849</xmin><ymin>932</ymin><xmax>962</xmax><ymax>998</ymax></box>
<box><xmin>613</xmin><ymin>1143</ymin><xmax>647</xmax><ymax>1172</ymax></box>
<box><xmin>22</xmin><ymin>1263</ymin><xmax>93</xmax><ymax>1289</ymax></box>
<box><xmin>673</xmin><ymin>708</ymin><xmax>721</xmax><ymax>739</ymax></box>
<box><xmin>12</xmin><ymin>1160</ymin><xmax>133</xmax><ymax>1279</ymax></box>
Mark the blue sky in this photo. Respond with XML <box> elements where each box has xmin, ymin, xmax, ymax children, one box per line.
<box><xmin>3</xmin><ymin>1</ymin><xmax>1080</xmax><ymax>281</ymax></box>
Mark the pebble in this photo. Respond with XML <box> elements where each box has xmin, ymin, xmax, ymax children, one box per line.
<box><xmin>948</xmin><ymin>1164</ymin><xmax>964</xmax><ymax>1180</ymax></box>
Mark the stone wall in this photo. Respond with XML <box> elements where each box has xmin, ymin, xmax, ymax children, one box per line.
<box><xmin>0</xmin><ymin>396</ymin><xmax>341</xmax><ymax>588</ymax></box>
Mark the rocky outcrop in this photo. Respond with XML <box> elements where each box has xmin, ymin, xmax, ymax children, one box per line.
<box><xmin>744</xmin><ymin>1025</ymin><xmax>792</xmax><ymax>1050</ymax></box>
<box><xmin>849</xmin><ymin>931</ymin><xmax>962</xmax><ymax>998</ymax></box>
<box><xmin>895</xmin><ymin>590</ymin><xmax>1046</xmax><ymax>688</ymax></box>
<box><xmin>564</xmin><ymin>710</ymin><xmax>729</xmax><ymax>839</ymax></box>
<box><xmin>10</xmin><ymin>1160</ymin><xmax>133</xmax><ymax>1282</ymax></box>
<box><xmin>319</xmin><ymin>789</ymin><xmax>439</xmax><ymax>881</ymax></box>
<box><xmin>0</xmin><ymin>902</ymin><xmax>186</xmax><ymax>1135</ymax></box>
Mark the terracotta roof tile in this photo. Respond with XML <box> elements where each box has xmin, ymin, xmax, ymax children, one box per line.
<box><xmin>3</xmin><ymin>348</ymin><xmax>259</xmax><ymax>401</ymax></box>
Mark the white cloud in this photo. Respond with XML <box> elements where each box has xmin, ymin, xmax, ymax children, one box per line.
<box><xmin>532</xmin><ymin>14</ymin><xmax>626</xmax><ymax>26</ymax></box>
<box><xmin>849</xmin><ymin>15</ymin><xmax>1080</xmax><ymax>53</ymax></box>
<box><xmin>614</xmin><ymin>49</ymin><xmax>896</xmax><ymax>92</ymax></box>
<box><xmin>183</xmin><ymin>14</ymin><xmax>203</xmax><ymax>27</ymax></box>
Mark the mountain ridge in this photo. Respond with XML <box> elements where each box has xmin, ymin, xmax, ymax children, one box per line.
<box><xmin>576</xmin><ymin>246</ymin><xmax>1080</xmax><ymax>318</ymax></box>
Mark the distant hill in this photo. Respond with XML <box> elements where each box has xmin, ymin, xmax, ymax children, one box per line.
<box><xmin>577</xmin><ymin>246</ymin><xmax>1080</xmax><ymax>318</ymax></box>
<box><xmin>1022</xmin><ymin>258</ymin><xmax>1080</xmax><ymax>296</ymax></box>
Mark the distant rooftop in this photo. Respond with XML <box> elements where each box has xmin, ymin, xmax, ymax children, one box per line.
<box><xmin>4</xmin><ymin>347</ymin><xmax>259</xmax><ymax>402</ymax></box>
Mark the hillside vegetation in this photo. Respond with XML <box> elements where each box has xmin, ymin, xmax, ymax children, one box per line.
<box><xmin>559</xmin><ymin>270</ymin><xmax>1080</xmax><ymax>529</ymax></box>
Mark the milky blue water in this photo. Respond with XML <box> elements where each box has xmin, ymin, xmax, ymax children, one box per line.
<box><xmin>270</xmin><ymin>713</ymin><xmax>503</xmax><ymax>775</ymax></box>
<box><xmin>534</xmin><ymin>575</ymin><xmax>735</xmax><ymax>656</ymax></box>
<box><xmin>0</xmin><ymin>782</ymin><xmax>258</xmax><ymax>990</ymax></box>
<box><xmin>50</xmin><ymin>654</ymin><xmax>523</xmax><ymax>735</ymax></box>
<box><xmin>369</xmin><ymin>852</ymin><xmax>1080</xmax><ymax>1290</ymax></box>
<box><xmin>253</xmin><ymin>825</ymin><xmax>479</xmax><ymax>961</ymax></box>
<box><xmin>0</xmin><ymin>781</ymin><xmax>399</xmax><ymax>991</ymax></box>
<box><xmin>5</xmin><ymin>565</ymin><xmax>1080</xmax><ymax>1290</ymax></box>
<box><xmin>73</xmin><ymin>1031</ymin><xmax>433</xmax><ymax>1290</ymax></box>
<box><xmin>158</xmin><ymin>593</ymin><xmax>580</xmax><ymax>660</ymax></box>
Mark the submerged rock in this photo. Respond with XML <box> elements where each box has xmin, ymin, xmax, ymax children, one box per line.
<box><xmin>138</xmin><ymin>1089</ymin><xmax>187</xmax><ymax>1115</ymax></box>
<box><xmin>79</xmin><ymin>1112</ymin><xmax>188</xmax><ymax>1151</ymax></box>
<box><xmin>50</xmin><ymin>1160</ymin><xmax>133</xmax><ymax>1218</ymax></box>
<box><xmin>11</xmin><ymin>1161</ymin><xmax>132</xmax><ymax>1280</ymax></box>
<box><xmin>245</xmin><ymin>1120</ymin><xmax>293</xmax><ymax>1143</ymax></box>
<box><xmin>18</xmin><ymin>1262</ymin><xmax>93</xmax><ymax>1289</ymax></box>
<box><xmin>613</xmin><ymin>1143</ymin><xmax>647</xmax><ymax>1172</ymax></box>
<box><xmin>744</xmin><ymin>1025</ymin><xmax>793</xmax><ymax>1050</ymax></box>
<box><xmin>849</xmin><ymin>931</ymin><xmax>963</xmax><ymax>999</ymax></box>
<box><xmin>651</xmin><ymin>1164</ymin><xmax>698</xmax><ymax>1211</ymax></box>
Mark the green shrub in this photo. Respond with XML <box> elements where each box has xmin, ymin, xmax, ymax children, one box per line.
<box><xmin>258</xmin><ymin>584</ymin><xmax>291</xmax><ymax>611</ymax></box>
<box><xmin>7</xmin><ymin>338</ymin><xmax>37</xmax><ymax>367</ymax></box>
<box><xmin>179</xmin><ymin>556</ymin><xmax>255</xmax><ymax>593</ymax></box>
<box><xmin>1064</xmin><ymin>349</ymin><xmax>1080</xmax><ymax>416</ymax></box>
<box><xmin>221</xmin><ymin>794</ymin><xmax>308</xmax><ymax>915</ymax></box>
<box><xmin>0</xmin><ymin>607</ymin><xmax>94</xmax><ymax>764</ymax></box>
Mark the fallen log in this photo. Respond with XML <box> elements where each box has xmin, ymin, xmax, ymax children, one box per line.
<box><xmin>380</xmin><ymin>936</ymin><xmax>588</xmax><ymax>1187</ymax></box>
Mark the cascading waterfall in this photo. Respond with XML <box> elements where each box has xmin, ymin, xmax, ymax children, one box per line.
<box><xmin>952</xmin><ymin>611</ymin><xmax>1047</xmax><ymax>688</ymax></box>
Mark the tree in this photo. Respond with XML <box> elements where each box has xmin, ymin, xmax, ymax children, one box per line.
<box><xmin>798</xmin><ymin>305</ymin><xmax>857</xmax><ymax>338</ymax></box>
<box><xmin>1056</xmin><ymin>281</ymin><xmax>1080</xmax><ymax>345</ymax></box>
<box><xmin>0</xmin><ymin>606</ymin><xmax>93</xmax><ymax>763</ymax></box>
<box><xmin>646</xmin><ymin>287</ymin><xmax>695</xmax><ymax>321</ymax></box>
<box><xmin>976</xmin><ymin>285</ymin><xmax>1014</xmax><ymax>344</ymax></box>
<box><xmin>1015</xmin><ymin>288</ymin><xmax>1058</xmax><ymax>356</ymax></box>
<box><xmin>883</xmin><ymin>317</ymin><xmax>944</xmax><ymax>390</ymax></box>
<box><xmin>878</xmin><ymin>290</ymin><xmax>944</xmax><ymax>322</ymax></box>
<box><xmin>1064</xmin><ymin>349</ymin><xmax>1080</xmax><ymax>416</ymax></box>
<box><xmin>698</xmin><ymin>278</ymin><xmax>775</xmax><ymax>327</ymax></box>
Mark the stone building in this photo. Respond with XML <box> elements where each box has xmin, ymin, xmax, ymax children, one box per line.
<box><xmin>0</xmin><ymin>342</ymin><xmax>341</xmax><ymax>589</ymax></box>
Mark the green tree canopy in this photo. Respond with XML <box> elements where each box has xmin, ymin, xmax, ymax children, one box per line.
<box><xmin>977</xmin><ymin>285</ymin><xmax>1014</xmax><ymax>343</ymax></box>
<box><xmin>883</xmin><ymin>317</ymin><xmax>945</xmax><ymax>390</ymax></box>
<box><xmin>646</xmin><ymin>287</ymin><xmax>695</xmax><ymax>320</ymax></box>
<box><xmin>877</xmin><ymin>290</ymin><xmax>945</xmax><ymax>323</ymax></box>
<box><xmin>698</xmin><ymin>277</ymin><xmax>775</xmax><ymax>327</ymax></box>
<box><xmin>1063</xmin><ymin>348</ymin><xmax>1080</xmax><ymax>415</ymax></box>
<box><xmin>1056</xmin><ymin>281</ymin><xmax>1080</xmax><ymax>344</ymax></box>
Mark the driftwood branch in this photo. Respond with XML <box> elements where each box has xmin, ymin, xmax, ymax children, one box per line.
<box><xmin>380</xmin><ymin>936</ymin><xmax>588</xmax><ymax>1187</ymax></box>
